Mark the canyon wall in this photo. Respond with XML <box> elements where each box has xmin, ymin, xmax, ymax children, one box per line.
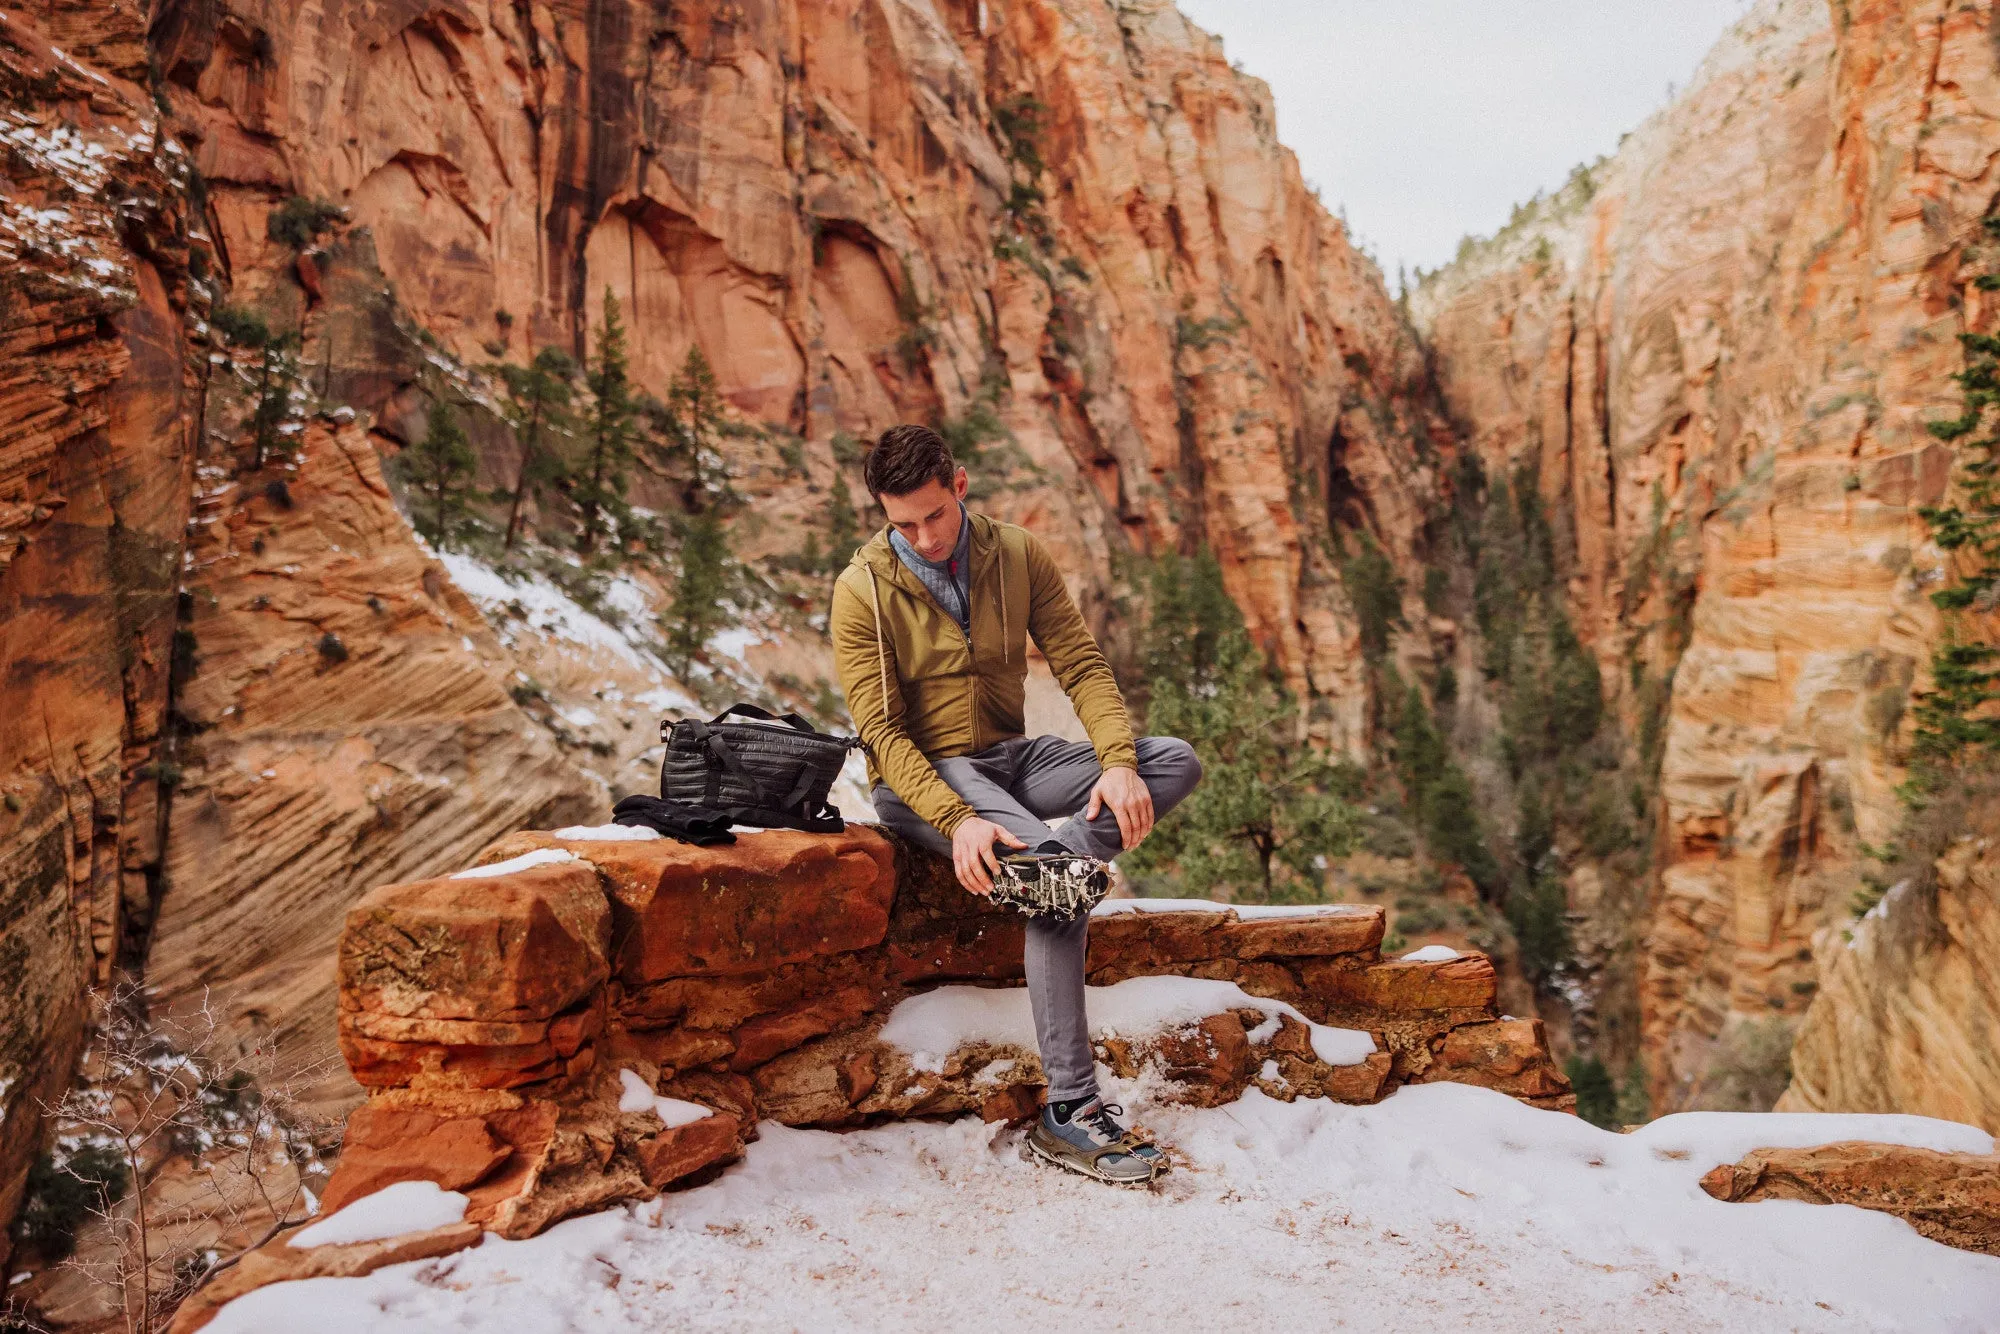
<box><xmin>1780</xmin><ymin>798</ymin><xmax>2000</xmax><ymax>1133</ymax></box>
<box><xmin>154</xmin><ymin>0</ymin><xmax>1444</xmax><ymax>740</ymax></box>
<box><xmin>1414</xmin><ymin>0</ymin><xmax>2000</xmax><ymax>1109</ymax></box>
<box><xmin>8</xmin><ymin>0</ymin><xmax>1994</xmax><ymax>1270</ymax></box>
<box><xmin>0</xmin><ymin>8</ymin><xmax>205</xmax><ymax>1251</ymax></box>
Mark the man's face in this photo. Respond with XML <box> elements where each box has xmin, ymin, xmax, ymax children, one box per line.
<box><xmin>879</xmin><ymin>468</ymin><xmax>969</xmax><ymax>561</ymax></box>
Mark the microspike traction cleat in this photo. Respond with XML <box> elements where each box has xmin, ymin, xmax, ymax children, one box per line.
<box><xmin>987</xmin><ymin>851</ymin><xmax>1110</xmax><ymax>921</ymax></box>
<box><xmin>1025</xmin><ymin>1099</ymin><xmax>1167</xmax><ymax>1186</ymax></box>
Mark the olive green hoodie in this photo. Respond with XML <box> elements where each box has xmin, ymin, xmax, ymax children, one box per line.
<box><xmin>829</xmin><ymin>511</ymin><xmax>1137</xmax><ymax>838</ymax></box>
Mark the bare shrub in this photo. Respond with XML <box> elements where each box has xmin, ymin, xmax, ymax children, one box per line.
<box><xmin>1689</xmin><ymin>1016</ymin><xmax>1797</xmax><ymax>1113</ymax></box>
<box><xmin>13</xmin><ymin>985</ymin><xmax>336</xmax><ymax>1332</ymax></box>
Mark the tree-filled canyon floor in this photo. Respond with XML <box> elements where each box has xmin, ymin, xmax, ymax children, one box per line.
<box><xmin>210</xmin><ymin>1055</ymin><xmax>1997</xmax><ymax>1329</ymax></box>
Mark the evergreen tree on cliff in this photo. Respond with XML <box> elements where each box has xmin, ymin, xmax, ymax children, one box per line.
<box><xmin>1914</xmin><ymin>250</ymin><xmax>2000</xmax><ymax>789</ymax></box>
<box><xmin>492</xmin><ymin>347</ymin><xmax>578</xmax><ymax>551</ymax></box>
<box><xmin>1125</xmin><ymin>549</ymin><xmax>1358</xmax><ymax>901</ymax></box>
<box><xmin>402</xmin><ymin>398</ymin><xmax>476</xmax><ymax>551</ymax></box>
<box><xmin>575</xmin><ymin>291</ymin><xmax>636</xmax><ymax>556</ymax></box>
<box><xmin>661</xmin><ymin>345</ymin><xmax>736</xmax><ymax>677</ymax></box>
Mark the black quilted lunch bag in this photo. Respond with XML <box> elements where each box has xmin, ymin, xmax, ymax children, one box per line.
<box><xmin>659</xmin><ymin>704</ymin><xmax>862</xmax><ymax>833</ymax></box>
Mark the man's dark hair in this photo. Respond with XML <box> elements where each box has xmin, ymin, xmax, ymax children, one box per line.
<box><xmin>864</xmin><ymin>424</ymin><xmax>956</xmax><ymax>498</ymax></box>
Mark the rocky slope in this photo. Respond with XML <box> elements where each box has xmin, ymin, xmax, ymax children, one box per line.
<box><xmin>1781</xmin><ymin>798</ymin><xmax>2000</xmax><ymax>1133</ymax></box>
<box><xmin>1412</xmin><ymin>0</ymin><xmax>2000</xmax><ymax>1110</ymax></box>
<box><xmin>148</xmin><ymin>415</ymin><xmax>599</xmax><ymax>1114</ymax></box>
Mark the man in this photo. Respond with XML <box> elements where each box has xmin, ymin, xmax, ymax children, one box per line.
<box><xmin>830</xmin><ymin>424</ymin><xmax>1202</xmax><ymax>1186</ymax></box>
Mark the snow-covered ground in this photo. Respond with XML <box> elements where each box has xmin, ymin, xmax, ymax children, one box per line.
<box><xmin>214</xmin><ymin>1051</ymin><xmax>1998</xmax><ymax>1331</ymax></box>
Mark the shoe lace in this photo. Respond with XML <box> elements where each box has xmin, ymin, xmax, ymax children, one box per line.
<box><xmin>1075</xmin><ymin>1102</ymin><xmax>1128</xmax><ymax>1146</ymax></box>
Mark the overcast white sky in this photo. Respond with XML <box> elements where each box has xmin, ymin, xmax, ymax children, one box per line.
<box><xmin>1175</xmin><ymin>0</ymin><xmax>1757</xmax><ymax>282</ymax></box>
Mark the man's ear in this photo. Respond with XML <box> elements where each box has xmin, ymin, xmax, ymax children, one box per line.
<box><xmin>952</xmin><ymin>466</ymin><xmax>969</xmax><ymax>501</ymax></box>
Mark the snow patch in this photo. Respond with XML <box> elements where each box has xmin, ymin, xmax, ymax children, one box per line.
<box><xmin>215</xmin><ymin>1079</ymin><xmax>2000</xmax><ymax>1331</ymax></box>
<box><xmin>879</xmin><ymin>976</ymin><xmax>1376</xmax><ymax>1072</ymax></box>
<box><xmin>617</xmin><ymin>1070</ymin><xmax>715</xmax><ymax>1129</ymax></box>
<box><xmin>287</xmin><ymin>1181</ymin><xmax>467</xmax><ymax>1249</ymax></box>
<box><xmin>552</xmin><ymin>824</ymin><xmax>662</xmax><ymax>842</ymax></box>
<box><xmin>1090</xmin><ymin>898</ymin><xmax>1369</xmax><ymax>919</ymax></box>
<box><xmin>437</xmin><ymin>551</ymin><xmax>666</xmax><ymax>674</ymax></box>
<box><xmin>450</xmin><ymin>848</ymin><xmax>579</xmax><ymax>879</ymax></box>
<box><xmin>1401</xmin><ymin>944</ymin><xmax>1462</xmax><ymax>962</ymax></box>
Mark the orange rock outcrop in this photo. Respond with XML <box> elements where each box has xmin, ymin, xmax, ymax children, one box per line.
<box><xmin>165</xmin><ymin>824</ymin><xmax>1561</xmax><ymax>1331</ymax></box>
<box><xmin>1700</xmin><ymin>1140</ymin><xmax>2000</xmax><ymax>1256</ymax></box>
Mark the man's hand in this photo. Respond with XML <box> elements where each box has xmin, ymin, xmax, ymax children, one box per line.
<box><xmin>1086</xmin><ymin>765</ymin><xmax>1154</xmax><ymax>850</ymax></box>
<box><xmin>951</xmin><ymin>817</ymin><xmax>1027</xmax><ymax>897</ymax></box>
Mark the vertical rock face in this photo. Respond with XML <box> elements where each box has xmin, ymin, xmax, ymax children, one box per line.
<box><xmin>1780</xmin><ymin>808</ymin><xmax>2000</xmax><ymax>1133</ymax></box>
<box><xmin>1414</xmin><ymin>0</ymin><xmax>2000</xmax><ymax>1108</ymax></box>
<box><xmin>0</xmin><ymin>8</ymin><xmax>205</xmax><ymax>1247</ymax></box>
<box><xmin>156</xmin><ymin>0</ymin><xmax>1442</xmax><ymax>748</ymax></box>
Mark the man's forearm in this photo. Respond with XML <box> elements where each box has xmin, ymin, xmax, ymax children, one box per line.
<box><xmin>862</xmin><ymin>723</ymin><xmax>976</xmax><ymax>836</ymax></box>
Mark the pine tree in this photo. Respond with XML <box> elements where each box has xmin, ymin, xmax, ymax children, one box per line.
<box><xmin>401</xmin><ymin>399</ymin><xmax>477</xmax><ymax>550</ymax></box>
<box><xmin>1385</xmin><ymin>664</ymin><xmax>1501</xmax><ymax>891</ymax></box>
<box><xmin>1507</xmin><ymin>867</ymin><xmax>1572</xmax><ymax>985</ymax></box>
<box><xmin>659</xmin><ymin>345</ymin><xmax>737</xmax><ymax>676</ymax></box>
<box><xmin>667</xmin><ymin>343</ymin><xmax>725</xmax><ymax>502</ymax></box>
<box><xmin>823</xmin><ymin>468</ymin><xmax>863</xmax><ymax>572</ymax></box>
<box><xmin>576</xmin><ymin>292</ymin><xmax>637</xmax><ymax>555</ymax></box>
<box><xmin>212</xmin><ymin>305</ymin><xmax>299</xmax><ymax>470</ymax></box>
<box><xmin>1565</xmin><ymin>1054</ymin><xmax>1617</xmax><ymax>1128</ymax></box>
<box><xmin>491</xmin><ymin>347</ymin><xmax>578</xmax><ymax>550</ymax></box>
<box><xmin>1911</xmin><ymin>291</ymin><xmax>2000</xmax><ymax>790</ymax></box>
<box><xmin>1125</xmin><ymin>549</ymin><xmax>1359</xmax><ymax>902</ymax></box>
<box><xmin>664</xmin><ymin>508</ymin><xmax>731</xmax><ymax>677</ymax></box>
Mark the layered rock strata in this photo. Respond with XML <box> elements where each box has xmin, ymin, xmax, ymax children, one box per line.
<box><xmin>0</xmin><ymin>5</ymin><xmax>206</xmax><ymax>1248</ymax></box>
<box><xmin>146</xmin><ymin>413</ymin><xmax>600</xmax><ymax>1114</ymax></box>
<box><xmin>1412</xmin><ymin>0</ymin><xmax>2000</xmax><ymax>1107</ymax></box>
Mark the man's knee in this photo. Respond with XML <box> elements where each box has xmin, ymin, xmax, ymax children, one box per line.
<box><xmin>1140</xmin><ymin>736</ymin><xmax>1202</xmax><ymax>807</ymax></box>
<box><xmin>872</xmin><ymin>786</ymin><xmax>952</xmax><ymax>857</ymax></box>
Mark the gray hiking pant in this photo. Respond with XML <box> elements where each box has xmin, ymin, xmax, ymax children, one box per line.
<box><xmin>872</xmin><ymin>735</ymin><xmax>1203</xmax><ymax>1103</ymax></box>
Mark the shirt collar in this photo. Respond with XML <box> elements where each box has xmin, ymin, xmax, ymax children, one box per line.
<box><xmin>889</xmin><ymin>503</ymin><xmax>971</xmax><ymax>572</ymax></box>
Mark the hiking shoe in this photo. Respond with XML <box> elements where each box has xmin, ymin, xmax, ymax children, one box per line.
<box><xmin>988</xmin><ymin>852</ymin><xmax>1110</xmax><ymax>921</ymax></box>
<box><xmin>1026</xmin><ymin>1098</ymin><xmax>1167</xmax><ymax>1185</ymax></box>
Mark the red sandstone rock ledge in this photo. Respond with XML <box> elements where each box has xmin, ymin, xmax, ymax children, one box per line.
<box><xmin>173</xmin><ymin>826</ymin><xmax>1568</xmax><ymax>1329</ymax></box>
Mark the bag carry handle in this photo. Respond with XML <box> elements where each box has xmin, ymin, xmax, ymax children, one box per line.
<box><xmin>705</xmin><ymin>703</ymin><xmax>863</xmax><ymax>750</ymax></box>
<box><xmin>710</xmin><ymin>702</ymin><xmax>819</xmax><ymax>733</ymax></box>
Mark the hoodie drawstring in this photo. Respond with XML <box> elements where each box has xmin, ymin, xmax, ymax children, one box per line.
<box><xmin>998</xmin><ymin>550</ymin><xmax>1009</xmax><ymax>663</ymax></box>
<box><xmin>867</xmin><ymin>564</ymin><xmax>891</xmax><ymax>717</ymax></box>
